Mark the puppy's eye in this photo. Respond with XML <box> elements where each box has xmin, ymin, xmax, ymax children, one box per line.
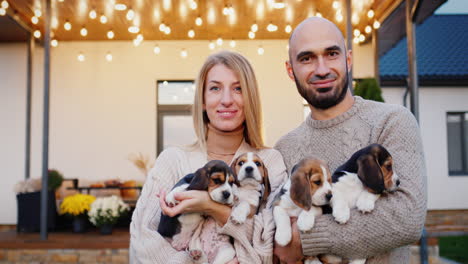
<box><xmin>213</xmin><ymin>179</ymin><xmax>222</xmax><ymax>184</ymax></box>
<box><xmin>386</xmin><ymin>165</ymin><xmax>392</xmax><ymax>171</ymax></box>
<box><xmin>313</xmin><ymin>180</ymin><xmax>321</xmax><ymax>185</ymax></box>
<box><xmin>238</xmin><ymin>161</ymin><xmax>245</xmax><ymax>166</ymax></box>
<box><xmin>255</xmin><ymin>161</ymin><xmax>262</xmax><ymax>167</ymax></box>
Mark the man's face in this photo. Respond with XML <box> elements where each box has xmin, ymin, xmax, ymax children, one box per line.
<box><xmin>286</xmin><ymin>23</ymin><xmax>351</xmax><ymax>110</ymax></box>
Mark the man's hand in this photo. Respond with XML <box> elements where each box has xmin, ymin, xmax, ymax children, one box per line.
<box><xmin>274</xmin><ymin>218</ymin><xmax>304</xmax><ymax>264</ymax></box>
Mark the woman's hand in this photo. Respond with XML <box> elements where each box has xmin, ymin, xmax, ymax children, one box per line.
<box><xmin>159</xmin><ymin>190</ymin><xmax>232</xmax><ymax>225</ymax></box>
<box><xmin>159</xmin><ymin>190</ymin><xmax>212</xmax><ymax>216</ymax></box>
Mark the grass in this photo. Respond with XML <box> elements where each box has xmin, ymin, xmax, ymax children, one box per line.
<box><xmin>439</xmin><ymin>235</ymin><xmax>468</xmax><ymax>264</ymax></box>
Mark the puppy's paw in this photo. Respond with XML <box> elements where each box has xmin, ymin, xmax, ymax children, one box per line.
<box><xmin>171</xmin><ymin>234</ymin><xmax>190</xmax><ymax>251</ymax></box>
<box><xmin>275</xmin><ymin>229</ymin><xmax>291</xmax><ymax>246</ymax></box>
<box><xmin>165</xmin><ymin>192</ymin><xmax>179</xmax><ymax>207</ymax></box>
<box><xmin>356</xmin><ymin>197</ymin><xmax>375</xmax><ymax>213</ymax></box>
<box><xmin>304</xmin><ymin>258</ymin><xmax>323</xmax><ymax>264</ymax></box>
<box><xmin>297</xmin><ymin>214</ymin><xmax>314</xmax><ymax>232</ymax></box>
<box><xmin>189</xmin><ymin>249</ymin><xmax>203</xmax><ymax>261</ymax></box>
<box><xmin>230</xmin><ymin>212</ymin><xmax>247</xmax><ymax>225</ymax></box>
<box><xmin>333</xmin><ymin>209</ymin><xmax>350</xmax><ymax>224</ymax></box>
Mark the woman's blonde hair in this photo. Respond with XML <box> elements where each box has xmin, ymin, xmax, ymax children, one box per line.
<box><xmin>192</xmin><ymin>51</ymin><xmax>264</xmax><ymax>150</ymax></box>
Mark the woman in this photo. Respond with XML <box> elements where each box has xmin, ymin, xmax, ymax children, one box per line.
<box><xmin>130</xmin><ymin>51</ymin><xmax>287</xmax><ymax>263</ymax></box>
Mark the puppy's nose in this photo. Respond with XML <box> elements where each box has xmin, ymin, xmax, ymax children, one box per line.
<box><xmin>245</xmin><ymin>166</ymin><xmax>253</xmax><ymax>173</ymax></box>
<box><xmin>396</xmin><ymin>180</ymin><xmax>400</xmax><ymax>186</ymax></box>
<box><xmin>325</xmin><ymin>193</ymin><xmax>333</xmax><ymax>201</ymax></box>
<box><xmin>222</xmin><ymin>191</ymin><xmax>231</xmax><ymax>199</ymax></box>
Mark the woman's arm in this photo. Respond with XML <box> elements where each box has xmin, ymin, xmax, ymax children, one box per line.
<box><xmin>129</xmin><ymin>148</ymin><xmax>192</xmax><ymax>264</ymax></box>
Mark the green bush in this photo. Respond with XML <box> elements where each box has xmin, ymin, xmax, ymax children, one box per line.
<box><xmin>354</xmin><ymin>78</ymin><xmax>384</xmax><ymax>102</ymax></box>
<box><xmin>48</xmin><ymin>169</ymin><xmax>64</xmax><ymax>191</ymax></box>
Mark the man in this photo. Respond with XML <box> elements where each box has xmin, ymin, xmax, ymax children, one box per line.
<box><xmin>274</xmin><ymin>17</ymin><xmax>427</xmax><ymax>263</ymax></box>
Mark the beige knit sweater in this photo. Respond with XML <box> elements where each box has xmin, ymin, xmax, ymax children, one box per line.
<box><xmin>274</xmin><ymin>96</ymin><xmax>427</xmax><ymax>264</ymax></box>
<box><xmin>129</xmin><ymin>141</ymin><xmax>288</xmax><ymax>264</ymax></box>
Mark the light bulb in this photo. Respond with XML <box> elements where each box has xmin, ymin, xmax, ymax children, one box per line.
<box><xmin>64</xmin><ymin>21</ymin><xmax>72</xmax><ymax>31</ymax></box>
<box><xmin>180</xmin><ymin>49</ymin><xmax>188</xmax><ymax>58</ymax></box>
<box><xmin>257</xmin><ymin>46</ymin><xmax>264</xmax><ymax>55</ymax></box>
<box><xmin>248</xmin><ymin>31</ymin><xmax>255</xmax><ymax>39</ymax></box>
<box><xmin>31</xmin><ymin>16</ymin><xmax>38</xmax><ymax>24</ymax></box>
<box><xmin>33</xmin><ymin>30</ymin><xmax>41</xmax><ymax>38</ymax></box>
<box><xmin>1</xmin><ymin>0</ymin><xmax>8</xmax><ymax>9</ymax></box>
<box><xmin>100</xmin><ymin>15</ymin><xmax>107</xmax><ymax>24</ymax></box>
<box><xmin>77</xmin><ymin>53</ymin><xmax>85</xmax><ymax>62</ymax></box>
<box><xmin>159</xmin><ymin>23</ymin><xmax>166</xmax><ymax>31</ymax></box>
<box><xmin>51</xmin><ymin>39</ymin><xmax>58</xmax><ymax>47</ymax></box>
<box><xmin>80</xmin><ymin>27</ymin><xmax>88</xmax><ymax>36</ymax></box>
<box><xmin>367</xmin><ymin>9</ymin><xmax>375</xmax><ymax>19</ymax></box>
<box><xmin>216</xmin><ymin>37</ymin><xmax>223</xmax><ymax>46</ymax></box>
<box><xmin>209</xmin><ymin>42</ymin><xmax>215</xmax><ymax>50</ymax></box>
<box><xmin>164</xmin><ymin>26</ymin><xmax>171</xmax><ymax>34</ymax></box>
<box><xmin>34</xmin><ymin>9</ymin><xmax>41</xmax><ymax>17</ymax></box>
<box><xmin>251</xmin><ymin>23</ymin><xmax>258</xmax><ymax>33</ymax></box>
<box><xmin>0</xmin><ymin>8</ymin><xmax>5</xmax><ymax>16</ymax></box>
<box><xmin>107</xmin><ymin>30</ymin><xmax>114</xmax><ymax>39</ymax></box>
<box><xmin>267</xmin><ymin>23</ymin><xmax>278</xmax><ymax>32</ymax></box>
<box><xmin>285</xmin><ymin>24</ymin><xmax>292</xmax><ymax>33</ymax></box>
<box><xmin>114</xmin><ymin>4</ymin><xmax>127</xmax><ymax>10</ymax></box>
<box><xmin>373</xmin><ymin>21</ymin><xmax>380</xmax><ymax>29</ymax></box>
<box><xmin>89</xmin><ymin>10</ymin><xmax>97</xmax><ymax>19</ymax></box>
<box><xmin>365</xmin><ymin>25</ymin><xmax>372</xmax><ymax>33</ymax></box>
<box><xmin>195</xmin><ymin>17</ymin><xmax>202</xmax><ymax>26</ymax></box>
<box><xmin>126</xmin><ymin>9</ymin><xmax>135</xmax><ymax>20</ymax></box>
<box><xmin>153</xmin><ymin>45</ymin><xmax>161</xmax><ymax>54</ymax></box>
<box><xmin>128</xmin><ymin>26</ymin><xmax>139</xmax><ymax>33</ymax></box>
<box><xmin>106</xmin><ymin>52</ymin><xmax>113</xmax><ymax>62</ymax></box>
<box><xmin>190</xmin><ymin>1</ymin><xmax>197</xmax><ymax>10</ymax></box>
<box><xmin>230</xmin><ymin>40</ymin><xmax>236</xmax><ymax>48</ymax></box>
<box><xmin>188</xmin><ymin>29</ymin><xmax>195</xmax><ymax>38</ymax></box>
<box><xmin>353</xmin><ymin>29</ymin><xmax>360</xmax><ymax>37</ymax></box>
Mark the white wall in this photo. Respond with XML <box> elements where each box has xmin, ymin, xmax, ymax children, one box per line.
<box><xmin>383</xmin><ymin>87</ymin><xmax>468</xmax><ymax>210</ymax></box>
<box><xmin>0</xmin><ymin>40</ymin><xmax>305</xmax><ymax>224</ymax></box>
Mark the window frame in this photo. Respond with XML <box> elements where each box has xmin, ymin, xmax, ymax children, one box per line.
<box><xmin>447</xmin><ymin>111</ymin><xmax>468</xmax><ymax>176</ymax></box>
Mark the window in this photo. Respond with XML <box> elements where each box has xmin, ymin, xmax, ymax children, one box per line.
<box><xmin>157</xmin><ymin>80</ymin><xmax>197</xmax><ymax>155</ymax></box>
<box><xmin>447</xmin><ymin>112</ymin><xmax>468</xmax><ymax>175</ymax></box>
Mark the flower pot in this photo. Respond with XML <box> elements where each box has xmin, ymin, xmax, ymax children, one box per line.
<box><xmin>99</xmin><ymin>224</ymin><xmax>113</xmax><ymax>235</ymax></box>
<box><xmin>16</xmin><ymin>191</ymin><xmax>57</xmax><ymax>232</ymax></box>
<box><xmin>72</xmin><ymin>216</ymin><xmax>87</xmax><ymax>233</ymax></box>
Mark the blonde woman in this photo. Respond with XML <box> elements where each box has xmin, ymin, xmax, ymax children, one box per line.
<box><xmin>130</xmin><ymin>51</ymin><xmax>288</xmax><ymax>263</ymax></box>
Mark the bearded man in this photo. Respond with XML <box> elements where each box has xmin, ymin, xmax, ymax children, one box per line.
<box><xmin>274</xmin><ymin>17</ymin><xmax>427</xmax><ymax>264</ymax></box>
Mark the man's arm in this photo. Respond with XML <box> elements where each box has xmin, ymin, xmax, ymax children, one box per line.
<box><xmin>299</xmin><ymin>108</ymin><xmax>427</xmax><ymax>259</ymax></box>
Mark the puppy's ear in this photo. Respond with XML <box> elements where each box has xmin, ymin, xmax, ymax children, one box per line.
<box><xmin>357</xmin><ymin>154</ymin><xmax>385</xmax><ymax>194</ymax></box>
<box><xmin>290</xmin><ymin>169</ymin><xmax>312</xmax><ymax>210</ymax></box>
<box><xmin>291</xmin><ymin>163</ymin><xmax>299</xmax><ymax>176</ymax></box>
<box><xmin>187</xmin><ymin>167</ymin><xmax>210</xmax><ymax>191</ymax></box>
<box><xmin>230</xmin><ymin>156</ymin><xmax>240</xmax><ymax>177</ymax></box>
<box><xmin>260</xmin><ymin>165</ymin><xmax>271</xmax><ymax>208</ymax></box>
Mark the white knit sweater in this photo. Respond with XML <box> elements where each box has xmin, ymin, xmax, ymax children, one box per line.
<box><xmin>129</xmin><ymin>141</ymin><xmax>288</xmax><ymax>264</ymax></box>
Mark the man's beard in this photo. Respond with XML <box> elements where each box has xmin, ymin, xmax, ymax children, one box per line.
<box><xmin>293</xmin><ymin>69</ymin><xmax>349</xmax><ymax>110</ymax></box>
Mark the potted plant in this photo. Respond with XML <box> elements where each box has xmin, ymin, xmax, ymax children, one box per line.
<box><xmin>88</xmin><ymin>195</ymin><xmax>129</xmax><ymax>235</ymax></box>
<box><xmin>353</xmin><ymin>78</ymin><xmax>385</xmax><ymax>102</ymax></box>
<box><xmin>59</xmin><ymin>193</ymin><xmax>96</xmax><ymax>233</ymax></box>
<box><xmin>15</xmin><ymin>169</ymin><xmax>64</xmax><ymax>232</ymax></box>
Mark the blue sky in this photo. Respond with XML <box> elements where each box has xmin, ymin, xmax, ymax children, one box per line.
<box><xmin>435</xmin><ymin>0</ymin><xmax>468</xmax><ymax>14</ymax></box>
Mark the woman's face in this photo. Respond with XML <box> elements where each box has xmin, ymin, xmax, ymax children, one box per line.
<box><xmin>204</xmin><ymin>64</ymin><xmax>245</xmax><ymax>132</ymax></box>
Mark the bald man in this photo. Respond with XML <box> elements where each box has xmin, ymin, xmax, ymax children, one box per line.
<box><xmin>274</xmin><ymin>17</ymin><xmax>427</xmax><ymax>263</ymax></box>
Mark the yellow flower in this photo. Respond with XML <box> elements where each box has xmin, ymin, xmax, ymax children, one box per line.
<box><xmin>60</xmin><ymin>194</ymin><xmax>96</xmax><ymax>216</ymax></box>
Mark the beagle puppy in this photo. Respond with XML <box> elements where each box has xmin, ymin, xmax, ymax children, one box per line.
<box><xmin>157</xmin><ymin>160</ymin><xmax>238</xmax><ymax>260</ymax></box>
<box><xmin>229</xmin><ymin>152</ymin><xmax>271</xmax><ymax>224</ymax></box>
<box><xmin>327</xmin><ymin>144</ymin><xmax>400</xmax><ymax>264</ymax></box>
<box><xmin>272</xmin><ymin>157</ymin><xmax>332</xmax><ymax>264</ymax></box>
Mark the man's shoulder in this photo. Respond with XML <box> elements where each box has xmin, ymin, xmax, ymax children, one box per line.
<box><xmin>360</xmin><ymin>98</ymin><xmax>414</xmax><ymax>122</ymax></box>
<box><xmin>274</xmin><ymin>122</ymin><xmax>308</xmax><ymax>152</ymax></box>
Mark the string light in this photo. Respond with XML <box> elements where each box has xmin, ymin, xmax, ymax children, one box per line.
<box><xmin>1</xmin><ymin>0</ymin><xmax>8</xmax><ymax>9</ymax></box>
<box><xmin>230</xmin><ymin>40</ymin><xmax>236</xmax><ymax>48</ymax></box>
<box><xmin>257</xmin><ymin>46</ymin><xmax>264</xmax><ymax>55</ymax></box>
<box><xmin>159</xmin><ymin>23</ymin><xmax>166</xmax><ymax>31</ymax></box>
<box><xmin>51</xmin><ymin>39</ymin><xmax>58</xmax><ymax>47</ymax></box>
<box><xmin>100</xmin><ymin>15</ymin><xmax>108</xmax><ymax>24</ymax></box>
<box><xmin>190</xmin><ymin>1</ymin><xmax>197</xmax><ymax>10</ymax></box>
<box><xmin>195</xmin><ymin>16</ymin><xmax>202</xmax><ymax>26</ymax></box>
<box><xmin>34</xmin><ymin>9</ymin><xmax>42</xmax><ymax>17</ymax></box>
<box><xmin>336</xmin><ymin>11</ymin><xmax>343</xmax><ymax>23</ymax></box>
<box><xmin>316</xmin><ymin>12</ymin><xmax>322</xmax><ymax>18</ymax></box>
<box><xmin>107</xmin><ymin>30</ymin><xmax>114</xmax><ymax>39</ymax></box>
<box><xmin>373</xmin><ymin>20</ymin><xmax>380</xmax><ymax>29</ymax></box>
<box><xmin>251</xmin><ymin>23</ymin><xmax>258</xmax><ymax>33</ymax></box>
<box><xmin>180</xmin><ymin>49</ymin><xmax>188</xmax><ymax>58</ymax></box>
<box><xmin>359</xmin><ymin>34</ymin><xmax>365</xmax><ymax>42</ymax></box>
<box><xmin>164</xmin><ymin>26</ymin><xmax>171</xmax><ymax>34</ymax></box>
<box><xmin>267</xmin><ymin>23</ymin><xmax>278</xmax><ymax>32</ymax></box>
<box><xmin>248</xmin><ymin>31</ymin><xmax>255</xmax><ymax>39</ymax></box>
<box><xmin>128</xmin><ymin>26</ymin><xmax>139</xmax><ymax>33</ymax></box>
<box><xmin>216</xmin><ymin>37</ymin><xmax>223</xmax><ymax>46</ymax></box>
<box><xmin>367</xmin><ymin>9</ymin><xmax>375</xmax><ymax>19</ymax></box>
<box><xmin>209</xmin><ymin>41</ymin><xmax>215</xmax><ymax>50</ymax></box>
<box><xmin>365</xmin><ymin>25</ymin><xmax>372</xmax><ymax>33</ymax></box>
<box><xmin>153</xmin><ymin>45</ymin><xmax>161</xmax><ymax>54</ymax></box>
<box><xmin>332</xmin><ymin>1</ymin><xmax>339</xmax><ymax>9</ymax></box>
<box><xmin>80</xmin><ymin>27</ymin><xmax>88</xmax><ymax>37</ymax></box>
<box><xmin>285</xmin><ymin>24</ymin><xmax>292</xmax><ymax>33</ymax></box>
<box><xmin>0</xmin><ymin>8</ymin><xmax>5</xmax><ymax>16</ymax></box>
<box><xmin>33</xmin><ymin>30</ymin><xmax>41</xmax><ymax>38</ymax></box>
<box><xmin>126</xmin><ymin>9</ymin><xmax>135</xmax><ymax>20</ymax></box>
<box><xmin>64</xmin><ymin>21</ymin><xmax>72</xmax><ymax>31</ymax></box>
<box><xmin>106</xmin><ymin>52</ymin><xmax>113</xmax><ymax>62</ymax></box>
<box><xmin>188</xmin><ymin>29</ymin><xmax>195</xmax><ymax>38</ymax></box>
<box><xmin>353</xmin><ymin>29</ymin><xmax>360</xmax><ymax>37</ymax></box>
<box><xmin>31</xmin><ymin>16</ymin><xmax>39</xmax><ymax>24</ymax></box>
<box><xmin>89</xmin><ymin>9</ymin><xmax>97</xmax><ymax>19</ymax></box>
<box><xmin>114</xmin><ymin>4</ymin><xmax>127</xmax><ymax>10</ymax></box>
<box><xmin>77</xmin><ymin>52</ymin><xmax>85</xmax><ymax>62</ymax></box>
